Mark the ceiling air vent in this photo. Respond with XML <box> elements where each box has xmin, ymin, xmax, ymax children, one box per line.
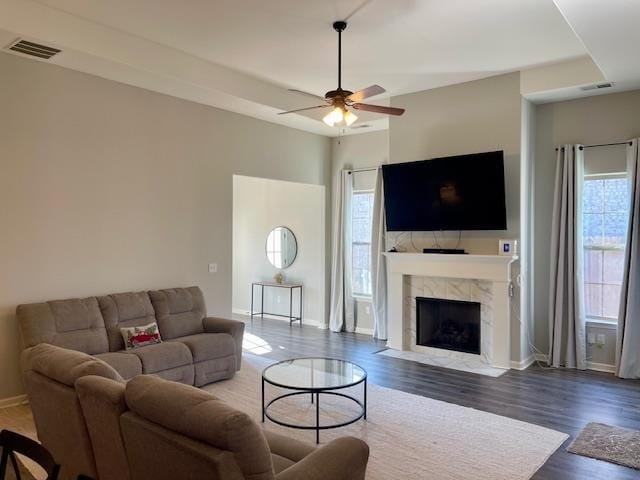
<box><xmin>5</xmin><ymin>38</ymin><xmax>61</xmax><ymax>60</ymax></box>
<box><xmin>349</xmin><ymin>124</ymin><xmax>372</xmax><ymax>130</ymax></box>
<box><xmin>580</xmin><ymin>82</ymin><xmax>614</xmax><ymax>92</ymax></box>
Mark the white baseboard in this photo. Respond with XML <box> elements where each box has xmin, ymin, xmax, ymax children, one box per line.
<box><xmin>534</xmin><ymin>353</ymin><xmax>549</xmax><ymax>363</ymax></box>
<box><xmin>0</xmin><ymin>394</ymin><xmax>28</xmax><ymax>409</ymax></box>
<box><xmin>510</xmin><ymin>354</ymin><xmax>536</xmax><ymax>370</ymax></box>
<box><xmin>533</xmin><ymin>353</ymin><xmax>615</xmax><ymax>373</ymax></box>
<box><xmin>355</xmin><ymin>326</ymin><xmax>374</xmax><ymax>336</ymax></box>
<box><xmin>586</xmin><ymin>361</ymin><xmax>616</xmax><ymax>373</ymax></box>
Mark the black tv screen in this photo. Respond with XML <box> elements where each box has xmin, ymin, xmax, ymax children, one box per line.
<box><xmin>382</xmin><ymin>151</ymin><xmax>507</xmax><ymax>231</ymax></box>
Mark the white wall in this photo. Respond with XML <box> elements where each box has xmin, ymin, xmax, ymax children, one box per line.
<box><xmin>518</xmin><ymin>99</ymin><xmax>537</xmax><ymax>364</ymax></box>
<box><xmin>330</xmin><ymin>76</ymin><xmax>525</xmax><ymax>354</ymax></box>
<box><xmin>533</xmin><ymin>89</ymin><xmax>640</xmax><ymax>367</ymax></box>
<box><xmin>389</xmin><ymin>73</ymin><xmax>522</xmax><ymax>255</ymax></box>
<box><xmin>0</xmin><ymin>52</ymin><xmax>331</xmax><ymax>402</ymax></box>
<box><xmin>388</xmin><ymin>72</ymin><xmax>526</xmax><ymax>363</ymax></box>
<box><xmin>232</xmin><ymin>175</ymin><xmax>325</xmax><ymax>325</ymax></box>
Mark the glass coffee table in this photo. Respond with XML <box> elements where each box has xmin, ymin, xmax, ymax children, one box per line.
<box><xmin>261</xmin><ymin>358</ymin><xmax>367</xmax><ymax>443</ymax></box>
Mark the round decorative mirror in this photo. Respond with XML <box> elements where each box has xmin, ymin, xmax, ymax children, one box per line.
<box><xmin>266</xmin><ymin>226</ymin><xmax>298</xmax><ymax>269</ymax></box>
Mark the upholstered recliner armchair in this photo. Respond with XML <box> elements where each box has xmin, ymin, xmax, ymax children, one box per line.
<box><xmin>21</xmin><ymin>343</ymin><xmax>125</xmax><ymax>480</ymax></box>
<box><xmin>77</xmin><ymin>374</ymin><xmax>369</xmax><ymax>480</ymax></box>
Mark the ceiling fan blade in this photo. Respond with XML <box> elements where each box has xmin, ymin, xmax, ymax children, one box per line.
<box><xmin>278</xmin><ymin>105</ymin><xmax>331</xmax><ymax>115</ymax></box>
<box><xmin>352</xmin><ymin>103</ymin><xmax>405</xmax><ymax>116</ymax></box>
<box><xmin>287</xmin><ymin>89</ymin><xmax>329</xmax><ymax>103</ymax></box>
<box><xmin>347</xmin><ymin>85</ymin><xmax>386</xmax><ymax>102</ymax></box>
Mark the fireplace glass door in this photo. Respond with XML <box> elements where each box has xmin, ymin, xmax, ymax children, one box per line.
<box><xmin>416</xmin><ymin>297</ymin><xmax>481</xmax><ymax>355</ymax></box>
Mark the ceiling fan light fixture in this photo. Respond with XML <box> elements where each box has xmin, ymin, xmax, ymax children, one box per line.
<box><xmin>323</xmin><ymin>106</ymin><xmax>344</xmax><ymax>126</ymax></box>
<box><xmin>344</xmin><ymin>109</ymin><xmax>357</xmax><ymax>126</ymax></box>
<box><xmin>281</xmin><ymin>20</ymin><xmax>404</xmax><ymax>125</ymax></box>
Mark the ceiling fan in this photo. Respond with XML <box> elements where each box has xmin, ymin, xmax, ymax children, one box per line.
<box><xmin>278</xmin><ymin>21</ymin><xmax>405</xmax><ymax>127</ymax></box>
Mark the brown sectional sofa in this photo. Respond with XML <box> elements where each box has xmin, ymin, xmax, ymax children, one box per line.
<box><xmin>17</xmin><ymin>287</ymin><xmax>370</xmax><ymax>479</ymax></box>
<box><xmin>17</xmin><ymin>286</ymin><xmax>244</xmax><ymax>387</ymax></box>
<box><xmin>21</xmin><ymin>344</ymin><xmax>369</xmax><ymax>480</ymax></box>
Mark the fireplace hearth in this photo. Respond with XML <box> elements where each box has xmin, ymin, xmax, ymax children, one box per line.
<box><xmin>416</xmin><ymin>296</ymin><xmax>481</xmax><ymax>355</ymax></box>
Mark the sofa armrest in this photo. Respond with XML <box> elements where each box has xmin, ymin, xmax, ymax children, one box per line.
<box><xmin>275</xmin><ymin>437</ymin><xmax>369</xmax><ymax>480</ymax></box>
<box><xmin>75</xmin><ymin>375</ymin><xmax>130</xmax><ymax>480</ymax></box>
<box><xmin>264</xmin><ymin>430</ymin><xmax>315</xmax><ymax>463</ymax></box>
<box><xmin>202</xmin><ymin>316</ymin><xmax>245</xmax><ymax>370</ymax></box>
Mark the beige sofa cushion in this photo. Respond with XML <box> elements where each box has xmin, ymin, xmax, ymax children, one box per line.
<box><xmin>173</xmin><ymin>333</ymin><xmax>235</xmax><ymax>362</ymax></box>
<box><xmin>148</xmin><ymin>287</ymin><xmax>206</xmax><ymax>340</ymax></box>
<box><xmin>120</xmin><ymin>412</ymin><xmax>245</xmax><ymax>480</ymax></box>
<box><xmin>98</xmin><ymin>292</ymin><xmax>158</xmax><ymax>351</ymax></box>
<box><xmin>125</xmin><ymin>375</ymin><xmax>275</xmax><ymax>479</ymax></box>
<box><xmin>94</xmin><ymin>352</ymin><xmax>143</xmax><ymax>380</ymax></box>
<box><xmin>17</xmin><ymin>297</ymin><xmax>109</xmax><ymax>355</ymax></box>
<box><xmin>129</xmin><ymin>341</ymin><xmax>192</xmax><ymax>374</ymax></box>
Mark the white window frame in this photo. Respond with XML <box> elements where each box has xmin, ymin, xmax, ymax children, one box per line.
<box><xmin>582</xmin><ymin>172</ymin><xmax>628</xmax><ymax>326</ymax></box>
<box><xmin>351</xmin><ymin>189</ymin><xmax>374</xmax><ymax>299</ymax></box>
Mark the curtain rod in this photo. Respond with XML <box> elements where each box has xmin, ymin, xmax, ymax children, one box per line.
<box><xmin>579</xmin><ymin>141</ymin><xmax>633</xmax><ymax>150</ymax></box>
<box><xmin>555</xmin><ymin>141</ymin><xmax>632</xmax><ymax>151</ymax></box>
<box><xmin>347</xmin><ymin>166</ymin><xmax>380</xmax><ymax>174</ymax></box>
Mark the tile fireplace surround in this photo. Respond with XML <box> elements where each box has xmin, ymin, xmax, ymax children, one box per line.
<box><xmin>383</xmin><ymin>253</ymin><xmax>518</xmax><ymax>369</ymax></box>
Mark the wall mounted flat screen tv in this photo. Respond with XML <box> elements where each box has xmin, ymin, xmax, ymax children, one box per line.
<box><xmin>382</xmin><ymin>151</ymin><xmax>507</xmax><ymax>231</ymax></box>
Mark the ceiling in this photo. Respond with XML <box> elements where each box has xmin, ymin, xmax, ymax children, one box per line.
<box><xmin>1</xmin><ymin>0</ymin><xmax>637</xmax><ymax>136</ymax></box>
<box><xmin>34</xmin><ymin>0</ymin><xmax>586</xmax><ymax>94</ymax></box>
<box><xmin>552</xmin><ymin>0</ymin><xmax>640</xmax><ymax>89</ymax></box>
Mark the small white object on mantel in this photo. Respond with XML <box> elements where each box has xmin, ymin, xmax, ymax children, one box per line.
<box><xmin>383</xmin><ymin>252</ymin><xmax>518</xmax><ymax>370</ymax></box>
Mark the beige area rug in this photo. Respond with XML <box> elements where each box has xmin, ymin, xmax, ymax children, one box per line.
<box><xmin>204</xmin><ymin>354</ymin><xmax>568</xmax><ymax>480</ymax></box>
<box><xmin>567</xmin><ymin>422</ymin><xmax>640</xmax><ymax>470</ymax></box>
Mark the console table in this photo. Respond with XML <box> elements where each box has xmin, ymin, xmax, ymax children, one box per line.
<box><xmin>251</xmin><ymin>282</ymin><xmax>303</xmax><ymax>326</ymax></box>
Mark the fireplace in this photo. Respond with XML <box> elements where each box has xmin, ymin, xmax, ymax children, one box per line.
<box><xmin>416</xmin><ymin>297</ymin><xmax>481</xmax><ymax>355</ymax></box>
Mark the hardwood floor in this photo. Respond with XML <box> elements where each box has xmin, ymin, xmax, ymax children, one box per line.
<box><xmin>2</xmin><ymin>317</ymin><xmax>638</xmax><ymax>479</ymax></box>
<box><xmin>242</xmin><ymin>316</ymin><xmax>640</xmax><ymax>479</ymax></box>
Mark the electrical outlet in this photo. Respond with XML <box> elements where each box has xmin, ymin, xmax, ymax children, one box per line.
<box><xmin>587</xmin><ymin>332</ymin><xmax>596</xmax><ymax>344</ymax></box>
<box><xmin>596</xmin><ymin>334</ymin><xmax>606</xmax><ymax>346</ymax></box>
<box><xmin>208</xmin><ymin>263</ymin><xmax>217</xmax><ymax>273</ymax></box>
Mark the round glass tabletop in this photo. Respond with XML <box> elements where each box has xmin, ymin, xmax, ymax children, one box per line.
<box><xmin>262</xmin><ymin>357</ymin><xmax>366</xmax><ymax>390</ymax></box>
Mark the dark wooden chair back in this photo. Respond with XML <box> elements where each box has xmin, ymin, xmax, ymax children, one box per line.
<box><xmin>0</xmin><ymin>430</ymin><xmax>60</xmax><ymax>480</ymax></box>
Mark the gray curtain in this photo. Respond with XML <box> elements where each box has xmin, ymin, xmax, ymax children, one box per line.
<box><xmin>371</xmin><ymin>170</ymin><xmax>388</xmax><ymax>340</ymax></box>
<box><xmin>616</xmin><ymin>139</ymin><xmax>640</xmax><ymax>379</ymax></box>
<box><xmin>548</xmin><ymin>145</ymin><xmax>587</xmax><ymax>369</ymax></box>
<box><xmin>329</xmin><ymin>170</ymin><xmax>355</xmax><ymax>332</ymax></box>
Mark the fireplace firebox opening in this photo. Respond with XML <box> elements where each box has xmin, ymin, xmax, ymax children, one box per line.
<box><xmin>416</xmin><ymin>296</ymin><xmax>481</xmax><ymax>355</ymax></box>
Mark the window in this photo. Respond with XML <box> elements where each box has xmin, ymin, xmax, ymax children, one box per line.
<box><xmin>352</xmin><ymin>191</ymin><xmax>374</xmax><ymax>296</ymax></box>
<box><xmin>265</xmin><ymin>227</ymin><xmax>282</xmax><ymax>268</ymax></box>
<box><xmin>583</xmin><ymin>175</ymin><xmax>629</xmax><ymax>321</ymax></box>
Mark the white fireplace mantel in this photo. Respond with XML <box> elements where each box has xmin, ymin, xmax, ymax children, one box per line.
<box><xmin>383</xmin><ymin>252</ymin><xmax>518</xmax><ymax>369</ymax></box>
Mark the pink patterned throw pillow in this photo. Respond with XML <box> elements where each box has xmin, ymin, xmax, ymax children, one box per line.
<box><xmin>120</xmin><ymin>322</ymin><xmax>162</xmax><ymax>350</ymax></box>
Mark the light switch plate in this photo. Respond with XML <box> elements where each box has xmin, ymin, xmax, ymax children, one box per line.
<box><xmin>208</xmin><ymin>263</ymin><xmax>217</xmax><ymax>273</ymax></box>
<box><xmin>498</xmin><ymin>239</ymin><xmax>518</xmax><ymax>256</ymax></box>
